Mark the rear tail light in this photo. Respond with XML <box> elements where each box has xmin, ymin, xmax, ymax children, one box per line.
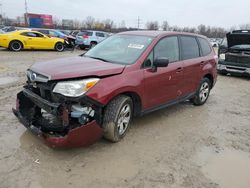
<box><xmin>83</xmin><ymin>36</ymin><xmax>89</xmax><ymax>39</ymax></box>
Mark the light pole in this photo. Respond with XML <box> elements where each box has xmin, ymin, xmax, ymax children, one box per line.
<box><xmin>0</xmin><ymin>2</ymin><xmax>3</xmax><ymax>25</ymax></box>
<box><xmin>24</xmin><ymin>0</ymin><xmax>28</xmax><ymax>26</ymax></box>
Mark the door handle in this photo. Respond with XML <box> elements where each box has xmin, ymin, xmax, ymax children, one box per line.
<box><xmin>28</xmin><ymin>38</ymin><xmax>32</xmax><ymax>40</ymax></box>
<box><xmin>176</xmin><ymin>67</ymin><xmax>183</xmax><ymax>73</ymax></box>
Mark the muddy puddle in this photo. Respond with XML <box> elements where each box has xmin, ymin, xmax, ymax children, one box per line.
<box><xmin>196</xmin><ymin>148</ymin><xmax>250</xmax><ymax>188</ymax></box>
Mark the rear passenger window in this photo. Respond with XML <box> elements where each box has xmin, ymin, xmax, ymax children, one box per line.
<box><xmin>86</xmin><ymin>32</ymin><xmax>93</xmax><ymax>36</ymax></box>
<box><xmin>96</xmin><ymin>32</ymin><xmax>105</xmax><ymax>37</ymax></box>
<box><xmin>180</xmin><ymin>36</ymin><xmax>200</xmax><ymax>60</ymax></box>
<box><xmin>154</xmin><ymin>36</ymin><xmax>179</xmax><ymax>63</ymax></box>
<box><xmin>198</xmin><ymin>37</ymin><xmax>212</xmax><ymax>56</ymax></box>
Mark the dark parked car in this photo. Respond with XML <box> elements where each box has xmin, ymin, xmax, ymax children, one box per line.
<box><xmin>13</xmin><ymin>31</ymin><xmax>217</xmax><ymax>148</ymax></box>
<box><xmin>32</xmin><ymin>29</ymin><xmax>76</xmax><ymax>48</ymax></box>
<box><xmin>218</xmin><ymin>30</ymin><xmax>250</xmax><ymax>77</ymax></box>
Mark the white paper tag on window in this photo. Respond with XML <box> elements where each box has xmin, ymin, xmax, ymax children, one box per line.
<box><xmin>128</xmin><ymin>44</ymin><xmax>144</xmax><ymax>49</ymax></box>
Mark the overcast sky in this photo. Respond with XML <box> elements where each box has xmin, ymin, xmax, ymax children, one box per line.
<box><xmin>1</xmin><ymin>0</ymin><xmax>250</xmax><ymax>28</ymax></box>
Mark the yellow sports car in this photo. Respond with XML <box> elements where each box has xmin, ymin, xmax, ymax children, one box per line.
<box><xmin>0</xmin><ymin>30</ymin><xmax>65</xmax><ymax>52</ymax></box>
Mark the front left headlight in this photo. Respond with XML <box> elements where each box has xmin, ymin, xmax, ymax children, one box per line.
<box><xmin>53</xmin><ymin>78</ymin><xmax>100</xmax><ymax>97</ymax></box>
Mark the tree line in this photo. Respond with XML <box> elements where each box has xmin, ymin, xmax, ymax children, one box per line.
<box><xmin>2</xmin><ymin>14</ymin><xmax>250</xmax><ymax>38</ymax></box>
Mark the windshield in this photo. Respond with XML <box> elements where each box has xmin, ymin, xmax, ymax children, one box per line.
<box><xmin>84</xmin><ymin>35</ymin><xmax>153</xmax><ymax>65</ymax></box>
<box><xmin>53</xmin><ymin>30</ymin><xmax>66</xmax><ymax>37</ymax></box>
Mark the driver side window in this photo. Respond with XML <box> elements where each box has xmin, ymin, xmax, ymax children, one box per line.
<box><xmin>143</xmin><ymin>36</ymin><xmax>180</xmax><ymax>68</ymax></box>
<box><xmin>154</xmin><ymin>36</ymin><xmax>179</xmax><ymax>62</ymax></box>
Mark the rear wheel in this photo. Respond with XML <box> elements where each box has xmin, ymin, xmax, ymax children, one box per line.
<box><xmin>9</xmin><ymin>41</ymin><xmax>23</xmax><ymax>52</ymax></box>
<box><xmin>192</xmin><ymin>78</ymin><xmax>211</xmax><ymax>106</ymax></box>
<box><xmin>80</xmin><ymin>45</ymin><xmax>86</xmax><ymax>50</ymax></box>
<box><xmin>103</xmin><ymin>95</ymin><xmax>133</xmax><ymax>142</ymax></box>
<box><xmin>55</xmin><ymin>42</ymin><xmax>65</xmax><ymax>52</ymax></box>
<box><xmin>90</xmin><ymin>42</ymin><xmax>97</xmax><ymax>49</ymax></box>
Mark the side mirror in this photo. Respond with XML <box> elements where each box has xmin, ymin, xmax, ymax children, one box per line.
<box><xmin>154</xmin><ymin>58</ymin><xmax>169</xmax><ymax>67</ymax></box>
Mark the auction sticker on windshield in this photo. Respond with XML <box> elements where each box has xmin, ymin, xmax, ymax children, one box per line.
<box><xmin>128</xmin><ymin>44</ymin><xmax>145</xmax><ymax>49</ymax></box>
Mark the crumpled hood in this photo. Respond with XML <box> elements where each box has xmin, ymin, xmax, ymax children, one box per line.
<box><xmin>30</xmin><ymin>56</ymin><xmax>125</xmax><ymax>80</ymax></box>
<box><xmin>227</xmin><ymin>31</ymin><xmax>250</xmax><ymax>48</ymax></box>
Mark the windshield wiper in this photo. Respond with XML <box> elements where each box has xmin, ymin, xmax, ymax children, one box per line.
<box><xmin>86</xmin><ymin>56</ymin><xmax>109</xmax><ymax>62</ymax></box>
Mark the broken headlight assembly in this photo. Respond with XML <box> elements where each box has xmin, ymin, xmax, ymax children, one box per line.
<box><xmin>53</xmin><ymin>78</ymin><xmax>99</xmax><ymax>97</ymax></box>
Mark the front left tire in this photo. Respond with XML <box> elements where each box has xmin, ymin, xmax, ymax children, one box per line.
<box><xmin>103</xmin><ymin>95</ymin><xmax>133</xmax><ymax>142</ymax></box>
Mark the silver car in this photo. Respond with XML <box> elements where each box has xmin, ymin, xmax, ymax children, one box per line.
<box><xmin>75</xmin><ymin>30</ymin><xmax>109</xmax><ymax>50</ymax></box>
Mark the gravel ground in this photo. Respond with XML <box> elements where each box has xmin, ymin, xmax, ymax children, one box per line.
<box><xmin>0</xmin><ymin>48</ymin><xmax>250</xmax><ymax>188</ymax></box>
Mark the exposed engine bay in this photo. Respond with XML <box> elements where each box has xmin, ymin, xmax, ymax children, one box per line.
<box><xmin>13</xmin><ymin>73</ymin><xmax>104</xmax><ymax>142</ymax></box>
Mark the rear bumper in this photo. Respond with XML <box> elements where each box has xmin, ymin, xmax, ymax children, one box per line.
<box><xmin>13</xmin><ymin>89</ymin><xmax>103</xmax><ymax>148</ymax></box>
<box><xmin>75</xmin><ymin>39</ymin><xmax>90</xmax><ymax>46</ymax></box>
<box><xmin>217</xmin><ymin>60</ymin><xmax>250</xmax><ymax>76</ymax></box>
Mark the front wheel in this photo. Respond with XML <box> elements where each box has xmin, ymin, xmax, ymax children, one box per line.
<box><xmin>103</xmin><ymin>95</ymin><xmax>133</xmax><ymax>142</ymax></box>
<box><xmin>55</xmin><ymin>42</ymin><xmax>65</xmax><ymax>52</ymax></box>
<box><xmin>192</xmin><ymin>78</ymin><xmax>211</xmax><ymax>106</ymax></box>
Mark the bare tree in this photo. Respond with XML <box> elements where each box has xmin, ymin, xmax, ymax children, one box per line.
<box><xmin>162</xmin><ymin>21</ymin><xmax>169</xmax><ymax>31</ymax></box>
<box><xmin>119</xmin><ymin>20</ymin><xmax>126</xmax><ymax>28</ymax></box>
<box><xmin>85</xmin><ymin>16</ymin><xmax>95</xmax><ymax>29</ymax></box>
<box><xmin>104</xmin><ymin>19</ymin><xmax>114</xmax><ymax>31</ymax></box>
<box><xmin>53</xmin><ymin>16</ymin><xmax>62</xmax><ymax>28</ymax></box>
<box><xmin>239</xmin><ymin>24</ymin><xmax>250</xmax><ymax>30</ymax></box>
<box><xmin>146</xmin><ymin>21</ymin><xmax>159</xmax><ymax>30</ymax></box>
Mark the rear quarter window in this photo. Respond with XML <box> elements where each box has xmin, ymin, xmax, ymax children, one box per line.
<box><xmin>180</xmin><ymin>36</ymin><xmax>200</xmax><ymax>60</ymax></box>
<box><xmin>198</xmin><ymin>37</ymin><xmax>212</xmax><ymax>56</ymax></box>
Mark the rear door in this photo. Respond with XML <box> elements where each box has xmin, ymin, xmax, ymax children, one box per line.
<box><xmin>179</xmin><ymin>36</ymin><xmax>203</xmax><ymax>96</ymax></box>
<box><xmin>143</xmin><ymin>36</ymin><xmax>184</xmax><ymax>109</ymax></box>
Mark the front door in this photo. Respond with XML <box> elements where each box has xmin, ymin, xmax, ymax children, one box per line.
<box><xmin>143</xmin><ymin>36</ymin><xmax>184</xmax><ymax>110</ymax></box>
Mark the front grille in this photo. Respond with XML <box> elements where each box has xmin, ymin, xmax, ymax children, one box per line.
<box><xmin>225</xmin><ymin>53</ymin><xmax>250</xmax><ymax>64</ymax></box>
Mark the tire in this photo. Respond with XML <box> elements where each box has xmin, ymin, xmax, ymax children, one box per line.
<box><xmin>90</xmin><ymin>42</ymin><xmax>97</xmax><ymax>49</ymax></box>
<box><xmin>103</xmin><ymin>95</ymin><xmax>133</xmax><ymax>142</ymax></box>
<box><xmin>55</xmin><ymin>42</ymin><xmax>65</xmax><ymax>52</ymax></box>
<box><xmin>9</xmin><ymin>40</ymin><xmax>23</xmax><ymax>52</ymax></box>
<box><xmin>80</xmin><ymin>45</ymin><xmax>86</xmax><ymax>50</ymax></box>
<box><xmin>192</xmin><ymin>78</ymin><xmax>211</xmax><ymax>106</ymax></box>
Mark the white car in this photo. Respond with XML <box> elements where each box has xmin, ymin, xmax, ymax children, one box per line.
<box><xmin>209</xmin><ymin>38</ymin><xmax>219</xmax><ymax>47</ymax></box>
<box><xmin>0</xmin><ymin>29</ymin><xmax>5</xmax><ymax>34</ymax></box>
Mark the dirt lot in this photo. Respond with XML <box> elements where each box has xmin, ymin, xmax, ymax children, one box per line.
<box><xmin>0</xmin><ymin>48</ymin><xmax>250</xmax><ymax>188</ymax></box>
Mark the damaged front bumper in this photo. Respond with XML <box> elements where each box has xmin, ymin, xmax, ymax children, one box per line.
<box><xmin>13</xmin><ymin>88</ymin><xmax>103</xmax><ymax>148</ymax></box>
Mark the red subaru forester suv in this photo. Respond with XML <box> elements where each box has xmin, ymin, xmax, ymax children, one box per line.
<box><xmin>13</xmin><ymin>31</ymin><xmax>217</xmax><ymax>148</ymax></box>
